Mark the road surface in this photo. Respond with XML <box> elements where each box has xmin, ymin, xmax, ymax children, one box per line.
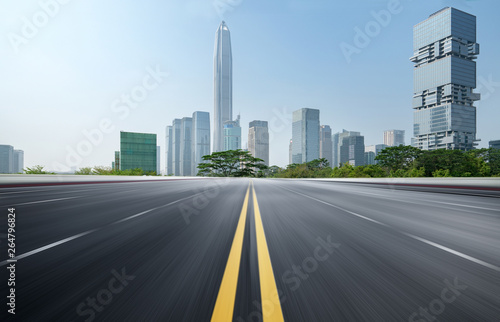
<box><xmin>0</xmin><ymin>178</ymin><xmax>499</xmax><ymax>321</ymax></box>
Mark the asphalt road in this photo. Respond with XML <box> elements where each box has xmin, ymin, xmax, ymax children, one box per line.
<box><xmin>0</xmin><ymin>178</ymin><xmax>499</xmax><ymax>321</ymax></box>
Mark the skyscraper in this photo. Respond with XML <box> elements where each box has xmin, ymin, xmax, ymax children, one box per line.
<box><xmin>224</xmin><ymin>115</ymin><xmax>241</xmax><ymax>151</ymax></box>
<box><xmin>489</xmin><ymin>140</ymin><xmax>500</xmax><ymax>150</ymax></box>
<box><xmin>180</xmin><ymin>117</ymin><xmax>193</xmax><ymax>176</ymax></box>
<box><xmin>165</xmin><ymin>125</ymin><xmax>173</xmax><ymax>175</ymax></box>
<box><xmin>119</xmin><ymin>131</ymin><xmax>157</xmax><ymax>173</ymax></box>
<box><xmin>172</xmin><ymin>119</ymin><xmax>182</xmax><ymax>176</ymax></box>
<box><xmin>340</xmin><ymin>135</ymin><xmax>365</xmax><ymax>166</ymax></box>
<box><xmin>0</xmin><ymin>145</ymin><xmax>13</xmax><ymax>174</ymax></box>
<box><xmin>333</xmin><ymin>130</ymin><xmax>360</xmax><ymax>168</ymax></box>
<box><xmin>365</xmin><ymin>144</ymin><xmax>389</xmax><ymax>165</ymax></box>
<box><xmin>156</xmin><ymin>146</ymin><xmax>161</xmax><ymax>175</ymax></box>
<box><xmin>384</xmin><ymin>130</ymin><xmax>405</xmax><ymax>147</ymax></box>
<box><xmin>213</xmin><ymin>21</ymin><xmax>233</xmax><ymax>152</ymax></box>
<box><xmin>192</xmin><ymin>111</ymin><xmax>211</xmax><ymax>175</ymax></box>
<box><xmin>13</xmin><ymin>150</ymin><xmax>24</xmax><ymax>173</ymax></box>
<box><xmin>320</xmin><ymin>125</ymin><xmax>333</xmax><ymax>167</ymax></box>
<box><xmin>411</xmin><ymin>7</ymin><xmax>480</xmax><ymax>151</ymax></box>
<box><xmin>248</xmin><ymin>120</ymin><xmax>269</xmax><ymax>166</ymax></box>
<box><xmin>292</xmin><ymin>108</ymin><xmax>320</xmax><ymax>164</ymax></box>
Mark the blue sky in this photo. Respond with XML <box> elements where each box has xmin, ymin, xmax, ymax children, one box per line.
<box><xmin>1</xmin><ymin>0</ymin><xmax>499</xmax><ymax>171</ymax></box>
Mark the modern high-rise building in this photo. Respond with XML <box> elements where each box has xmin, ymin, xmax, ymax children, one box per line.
<box><xmin>289</xmin><ymin>139</ymin><xmax>293</xmax><ymax>165</ymax></box>
<box><xmin>320</xmin><ymin>125</ymin><xmax>333</xmax><ymax>167</ymax></box>
<box><xmin>171</xmin><ymin>119</ymin><xmax>182</xmax><ymax>176</ymax></box>
<box><xmin>156</xmin><ymin>146</ymin><xmax>161</xmax><ymax>175</ymax></box>
<box><xmin>223</xmin><ymin>115</ymin><xmax>241</xmax><ymax>151</ymax></box>
<box><xmin>411</xmin><ymin>7</ymin><xmax>480</xmax><ymax>151</ymax></box>
<box><xmin>365</xmin><ymin>144</ymin><xmax>389</xmax><ymax>165</ymax></box>
<box><xmin>384</xmin><ymin>130</ymin><xmax>405</xmax><ymax>147</ymax></box>
<box><xmin>192</xmin><ymin>111</ymin><xmax>211</xmax><ymax>175</ymax></box>
<box><xmin>119</xmin><ymin>131</ymin><xmax>157</xmax><ymax>173</ymax></box>
<box><xmin>333</xmin><ymin>130</ymin><xmax>360</xmax><ymax>168</ymax></box>
<box><xmin>0</xmin><ymin>145</ymin><xmax>14</xmax><ymax>173</ymax></box>
<box><xmin>165</xmin><ymin>125</ymin><xmax>173</xmax><ymax>175</ymax></box>
<box><xmin>340</xmin><ymin>135</ymin><xmax>365</xmax><ymax>166</ymax></box>
<box><xmin>248</xmin><ymin>120</ymin><xmax>269</xmax><ymax>166</ymax></box>
<box><xmin>180</xmin><ymin>117</ymin><xmax>193</xmax><ymax>176</ymax></box>
<box><xmin>213</xmin><ymin>21</ymin><xmax>233</xmax><ymax>152</ymax></box>
<box><xmin>13</xmin><ymin>150</ymin><xmax>24</xmax><ymax>173</ymax></box>
<box><xmin>114</xmin><ymin>151</ymin><xmax>120</xmax><ymax>171</ymax></box>
<box><xmin>489</xmin><ymin>140</ymin><xmax>500</xmax><ymax>150</ymax></box>
<box><xmin>292</xmin><ymin>108</ymin><xmax>320</xmax><ymax>164</ymax></box>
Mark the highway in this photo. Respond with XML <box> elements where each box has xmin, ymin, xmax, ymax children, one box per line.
<box><xmin>0</xmin><ymin>178</ymin><xmax>499</xmax><ymax>321</ymax></box>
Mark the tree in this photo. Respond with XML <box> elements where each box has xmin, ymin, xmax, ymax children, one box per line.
<box><xmin>375</xmin><ymin>145</ymin><xmax>422</xmax><ymax>172</ymax></box>
<box><xmin>197</xmin><ymin>150</ymin><xmax>267</xmax><ymax>177</ymax></box>
<box><xmin>75</xmin><ymin>167</ymin><xmax>93</xmax><ymax>175</ymax></box>
<box><xmin>24</xmin><ymin>165</ymin><xmax>55</xmax><ymax>174</ymax></box>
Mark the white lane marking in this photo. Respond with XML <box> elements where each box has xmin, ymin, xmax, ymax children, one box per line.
<box><xmin>336</xmin><ymin>189</ymin><xmax>500</xmax><ymax>213</ymax></box>
<box><xmin>0</xmin><ymin>191</ymin><xmax>207</xmax><ymax>266</ymax></box>
<box><xmin>6</xmin><ymin>197</ymin><xmax>79</xmax><ymax>206</ymax></box>
<box><xmin>403</xmin><ymin>233</ymin><xmax>500</xmax><ymax>272</ymax></box>
<box><xmin>280</xmin><ymin>184</ymin><xmax>500</xmax><ymax>273</ymax></box>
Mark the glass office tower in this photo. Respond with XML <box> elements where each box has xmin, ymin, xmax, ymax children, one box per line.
<box><xmin>120</xmin><ymin>131</ymin><xmax>157</xmax><ymax>173</ymax></box>
<box><xmin>165</xmin><ymin>125</ymin><xmax>173</xmax><ymax>175</ymax></box>
<box><xmin>192</xmin><ymin>111</ymin><xmax>211</xmax><ymax>175</ymax></box>
<box><xmin>292</xmin><ymin>108</ymin><xmax>320</xmax><ymax>164</ymax></box>
<box><xmin>223</xmin><ymin>119</ymin><xmax>241</xmax><ymax>151</ymax></box>
<box><xmin>213</xmin><ymin>21</ymin><xmax>233</xmax><ymax>152</ymax></box>
<box><xmin>0</xmin><ymin>145</ymin><xmax>13</xmax><ymax>173</ymax></box>
<box><xmin>248</xmin><ymin>120</ymin><xmax>269</xmax><ymax>166</ymax></box>
<box><xmin>411</xmin><ymin>7</ymin><xmax>480</xmax><ymax>151</ymax></box>
<box><xmin>180</xmin><ymin>117</ymin><xmax>193</xmax><ymax>176</ymax></box>
<box><xmin>320</xmin><ymin>125</ymin><xmax>333</xmax><ymax>167</ymax></box>
<box><xmin>171</xmin><ymin>119</ymin><xmax>182</xmax><ymax>176</ymax></box>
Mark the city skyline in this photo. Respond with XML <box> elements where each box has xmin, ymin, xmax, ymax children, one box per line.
<box><xmin>1</xmin><ymin>1</ymin><xmax>500</xmax><ymax>171</ymax></box>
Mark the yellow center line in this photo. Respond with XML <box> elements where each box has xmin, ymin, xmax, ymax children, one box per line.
<box><xmin>211</xmin><ymin>183</ymin><xmax>251</xmax><ymax>322</ymax></box>
<box><xmin>252</xmin><ymin>181</ymin><xmax>285</xmax><ymax>322</ymax></box>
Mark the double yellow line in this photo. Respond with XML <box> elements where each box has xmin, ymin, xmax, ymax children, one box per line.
<box><xmin>211</xmin><ymin>181</ymin><xmax>284</xmax><ymax>322</ymax></box>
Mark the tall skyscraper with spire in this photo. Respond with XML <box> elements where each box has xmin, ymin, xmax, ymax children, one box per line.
<box><xmin>213</xmin><ymin>21</ymin><xmax>233</xmax><ymax>152</ymax></box>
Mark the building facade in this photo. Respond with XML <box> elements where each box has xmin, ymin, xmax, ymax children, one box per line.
<box><xmin>411</xmin><ymin>7</ymin><xmax>480</xmax><ymax>151</ymax></box>
<box><xmin>365</xmin><ymin>144</ymin><xmax>389</xmax><ymax>165</ymax></box>
<box><xmin>384</xmin><ymin>130</ymin><xmax>405</xmax><ymax>147</ymax></box>
<box><xmin>213</xmin><ymin>21</ymin><xmax>233</xmax><ymax>152</ymax></box>
<box><xmin>119</xmin><ymin>131</ymin><xmax>157</xmax><ymax>173</ymax></box>
<box><xmin>13</xmin><ymin>150</ymin><xmax>24</xmax><ymax>173</ymax></box>
<box><xmin>223</xmin><ymin>117</ymin><xmax>241</xmax><ymax>151</ymax></box>
<box><xmin>156</xmin><ymin>146</ymin><xmax>161</xmax><ymax>175</ymax></box>
<box><xmin>489</xmin><ymin>140</ymin><xmax>500</xmax><ymax>150</ymax></box>
<box><xmin>171</xmin><ymin>119</ymin><xmax>182</xmax><ymax>176</ymax></box>
<box><xmin>192</xmin><ymin>111</ymin><xmax>211</xmax><ymax>175</ymax></box>
<box><xmin>292</xmin><ymin>108</ymin><xmax>320</xmax><ymax>164</ymax></box>
<box><xmin>180</xmin><ymin>117</ymin><xmax>193</xmax><ymax>176</ymax></box>
<box><xmin>340</xmin><ymin>135</ymin><xmax>365</xmax><ymax>166</ymax></box>
<box><xmin>0</xmin><ymin>145</ymin><xmax>13</xmax><ymax>173</ymax></box>
<box><xmin>320</xmin><ymin>125</ymin><xmax>333</xmax><ymax>167</ymax></box>
<box><xmin>165</xmin><ymin>125</ymin><xmax>173</xmax><ymax>175</ymax></box>
<box><xmin>333</xmin><ymin>130</ymin><xmax>360</xmax><ymax>168</ymax></box>
<box><xmin>248</xmin><ymin>120</ymin><xmax>269</xmax><ymax>166</ymax></box>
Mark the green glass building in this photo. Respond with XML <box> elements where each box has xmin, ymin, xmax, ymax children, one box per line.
<box><xmin>120</xmin><ymin>131</ymin><xmax>157</xmax><ymax>173</ymax></box>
